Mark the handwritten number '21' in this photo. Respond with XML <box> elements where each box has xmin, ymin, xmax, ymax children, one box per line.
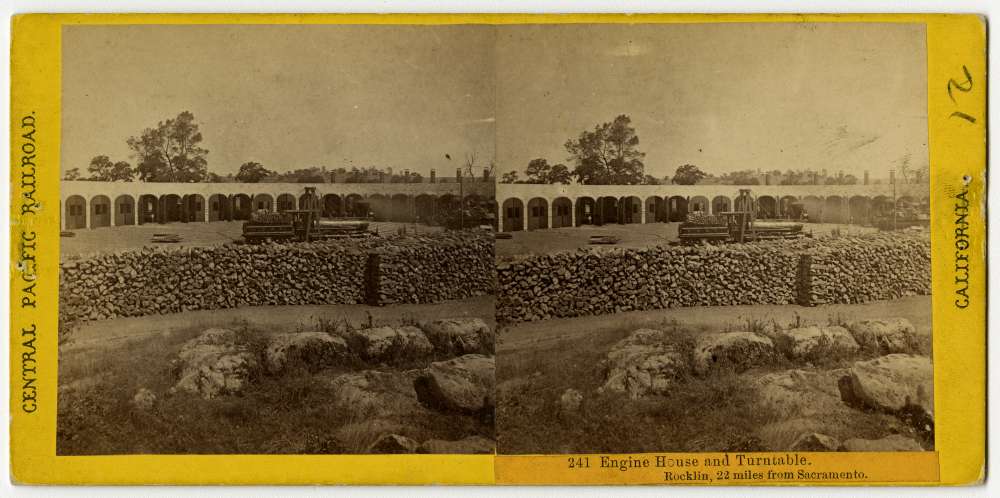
<box><xmin>947</xmin><ymin>65</ymin><xmax>976</xmax><ymax>123</ymax></box>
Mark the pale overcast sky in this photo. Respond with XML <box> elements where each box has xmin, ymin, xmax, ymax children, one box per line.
<box><xmin>62</xmin><ymin>24</ymin><xmax>496</xmax><ymax>177</ymax></box>
<box><xmin>496</xmin><ymin>23</ymin><xmax>927</xmax><ymax>180</ymax></box>
<box><xmin>62</xmin><ymin>23</ymin><xmax>926</xmax><ymax>181</ymax></box>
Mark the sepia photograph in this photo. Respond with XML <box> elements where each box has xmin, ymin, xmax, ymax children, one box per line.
<box><xmin>57</xmin><ymin>24</ymin><xmax>497</xmax><ymax>455</ymax></box>
<box><xmin>494</xmin><ymin>23</ymin><xmax>933</xmax><ymax>454</ymax></box>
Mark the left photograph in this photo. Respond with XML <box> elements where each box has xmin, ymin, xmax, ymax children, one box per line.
<box><xmin>57</xmin><ymin>24</ymin><xmax>497</xmax><ymax>455</ymax></box>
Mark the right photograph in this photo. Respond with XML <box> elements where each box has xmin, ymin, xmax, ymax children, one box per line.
<box><xmin>494</xmin><ymin>23</ymin><xmax>932</xmax><ymax>454</ymax></box>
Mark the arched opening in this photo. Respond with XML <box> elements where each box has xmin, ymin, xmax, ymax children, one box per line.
<box><xmin>368</xmin><ymin>194</ymin><xmax>389</xmax><ymax>221</ymax></box>
<box><xmin>298</xmin><ymin>192</ymin><xmax>319</xmax><ymax>211</ymax></box>
<box><xmin>64</xmin><ymin>195</ymin><xmax>87</xmax><ymax>229</ymax></box>
<box><xmin>345</xmin><ymin>194</ymin><xmax>366</xmax><ymax>217</ymax></box>
<box><xmin>872</xmin><ymin>195</ymin><xmax>893</xmax><ymax>218</ymax></box>
<box><xmin>689</xmin><ymin>195</ymin><xmax>710</xmax><ymax>214</ymax></box>
<box><xmin>645</xmin><ymin>196</ymin><xmax>665</xmax><ymax>223</ymax></box>
<box><xmin>849</xmin><ymin>196</ymin><xmax>870</xmax><ymax>225</ymax></box>
<box><xmin>183</xmin><ymin>194</ymin><xmax>206</xmax><ymax>222</ymax></box>
<box><xmin>276</xmin><ymin>193</ymin><xmax>296</xmax><ymax>213</ymax></box>
<box><xmin>114</xmin><ymin>194</ymin><xmax>135</xmax><ymax>226</ymax></box>
<box><xmin>254</xmin><ymin>193</ymin><xmax>275</xmax><ymax>213</ymax></box>
<box><xmin>619</xmin><ymin>196</ymin><xmax>642</xmax><ymax>223</ymax></box>
<box><xmin>160</xmin><ymin>194</ymin><xmax>183</xmax><ymax>223</ymax></box>
<box><xmin>575</xmin><ymin>197</ymin><xmax>596</xmax><ymax>226</ymax></box>
<box><xmin>391</xmin><ymin>194</ymin><xmax>412</xmax><ymax>222</ymax></box>
<box><xmin>138</xmin><ymin>194</ymin><xmax>158</xmax><ymax>224</ymax></box>
<box><xmin>322</xmin><ymin>194</ymin><xmax>342</xmax><ymax>217</ymax></box>
<box><xmin>779</xmin><ymin>195</ymin><xmax>798</xmax><ymax>219</ymax></box>
<box><xmin>208</xmin><ymin>194</ymin><xmax>230</xmax><ymax>221</ymax></box>
<box><xmin>502</xmin><ymin>198</ymin><xmax>524</xmax><ymax>232</ymax></box>
<box><xmin>667</xmin><ymin>196</ymin><xmax>688</xmax><ymax>222</ymax></box>
<box><xmin>824</xmin><ymin>195</ymin><xmax>846</xmax><ymax>223</ymax></box>
<box><xmin>596</xmin><ymin>196</ymin><xmax>619</xmax><ymax>225</ymax></box>
<box><xmin>552</xmin><ymin>197</ymin><xmax>573</xmax><ymax>228</ymax></box>
<box><xmin>415</xmin><ymin>194</ymin><xmax>437</xmax><ymax>224</ymax></box>
<box><xmin>802</xmin><ymin>196</ymin><xmax>822</xmax><ymax>223</ymax></box>
<box><xmin>755</xmin><ymin>196</ymin><xmax>775</xmax><ymax>219</ymax></box>
<box><xmin>89</xmin><ymin>195</ymin><xmax>111</xmax><ymax>228</ymax></box>
<box><xmin>712</xmin><ymin>195</ymin><xmax>733</xmax><ymax>216</ymax></box>
<box><xmin>232</xmin><ymin>194</ymin><xmax>253</xmax><ymax>220</ymax></box>
<box><xmin>527</xmin><ymin>197</ymin><xmax>548</xmax><ymax>230</ymax></box>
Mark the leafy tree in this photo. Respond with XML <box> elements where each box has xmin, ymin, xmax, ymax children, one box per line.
<box><xmin>63</xmin><ymin>168</ymin><xmax>82</xmax><ymax>180</ymax></box>
<box><xmin>523</xmin><ymin>158</ymin><xmax>572</xmax><ymax>184</ymax></box>
<box><xmin>672</xmin><ymin>164</ymin><xmax>707</xmax><ymax>185</ymax></box>
<box><xmin>642</xmin><ymin>174</ymin><xmax>663</xmax><ymax>185</ymax></box>
<box><xmin>500</xmin><ymin>171</ymin><xmax>521</xmax><ymax>184</ymax></box>
<box><xmin>564</xmin><ymin>114</ymin><xmax>646</xmax><ymax>185</ymax></box>
<box><xmin>87</xmin><ymin>155</ymin><xmax>135</xmax><ymax>181</ymax></box>
<box><xmin>235</xmin><ymin>161</ymin><xmax>274</xmax><ymax>183</ymax></box>
<box><xmin>126</xmin><ymin>111</ymin><xmax>209</xmax><ymax>182</ymax></box>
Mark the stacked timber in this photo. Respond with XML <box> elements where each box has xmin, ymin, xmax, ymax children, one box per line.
<box><xmin>496</xmin><ymin>232</ymin><xmax>931</xmax><ymax>323</ymax></box>
<box><xmin>496</xmin><ymin>242</ymin><xmax>801</xmax><ymax>323</ymax></box>
<box><xmin>60</xmin><ymin>231</ymin><xmax>494</xmax><ymax>322</ymax></box>
<box><xmin>796</xmin><ymin>233</ymin><xmax>930</xmax><ymax>306</ymax></box>
<box><xmin>373</xmin><ymin>231</ymin><xmax>495</xmax><ymax>305</ymax></box>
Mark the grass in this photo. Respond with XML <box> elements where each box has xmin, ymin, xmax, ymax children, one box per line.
<box><xmin>497</xmin><ymin>313</ymin><xmax>932</xmax><ymax>454</ymax></box>
<box><xmin>57</xmin><ymin>319</ymin><xmax>492</xmax><ymax>455</ymax></box>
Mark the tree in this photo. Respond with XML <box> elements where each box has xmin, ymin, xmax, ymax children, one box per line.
<box><xmin>235</xmin><ymin>161</ymin><xmax>273</xmax><ymax>183</ymax></box>
<box><xmin>63</xmin><ymin>168</ymin><xmax>82</xmax><ymax>181</ymax></box>
<box><xmin>500</xmin><ymin>171</ymin><xmax>521</xmax><ymax>183</ymax></box>
<box><xmin>718</xmin><ymin>169</ymin><xmax>760</xmax><ymax>185</ymax></box>
<box><xmin>672</xmin><ymin>164</ymin><xmax>707</xmax><ymax>185</ymax></box>
<box><xmin>126</xmin><ymin>111</ymin><xmax>209</xmax><ymax>182</ymax></box>
<box><xmin>86</xmin><ymin>155</ymin><xmax>135</xmax><ymax>181</ymax></box>
<box><xmin>565</xmin><ymin>114</ymin><xmax>646</xmax><ymax>185</ymax></box>
<box><xmin>523</xmin><ymin>158</ymin><xmax>573</xmax><ymax>184</ymax></box>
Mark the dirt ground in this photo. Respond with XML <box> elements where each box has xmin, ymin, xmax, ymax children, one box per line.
<box><xmin>60</xmin><ymin>220</ymin><xmax>443</xmax><ymax>259</ymax></box>
<box><xmin>495</xmin><ymin>222</ymin><xmax>880</xmax><ymax>258</ymax></box>
<box><xmin>496</xmin><ymin>295</ymin><xmax>932</xmax><ymax>454</ymax></box>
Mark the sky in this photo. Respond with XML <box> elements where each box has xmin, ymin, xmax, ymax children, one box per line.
<box><xmin>61</xmin><ymin>24</ymin><xmax>496</xmax><ymax>177</ymax></box>
<box><xmin>62</xmin><ymin>23</ymin><xmax>927</xmax><ymax>181</ymax></box>
<box><xmin>496</xmin><ymin>23</ymin><xmax>928</xmax><ymax>180</ymax></box>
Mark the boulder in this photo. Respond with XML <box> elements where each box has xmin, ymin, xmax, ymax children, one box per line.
<box><xmin>173</xmin><ymin>328</ymin><xmax>258</xmax><ymax>399</ymax></box>
<box><xmin>418</xmin><ymin>318</ymin><xmax>493</xmax><ymax>355</ymax></box>
<box><xmin>847</xmin><ymin>318</ymin><xmax>920</xmax><ymax>354</ymax></box>
<box><xmin>839</xmin><ymin>354</ymin><xmax>933</xmax><ymax>416</ymax></box>
<box><xmin>418</xmin><ymin>436</ymin><xmax>496</xmax><ymax>454</ymax></box>
<box><xmin>348</xmin><ymin>326</ymin><xmax>434</xmax><ymax>361</ymax></box>
<box><xmin>755</xmin><ymin>369</ymin><xmax>846</xmax><ymax>418</ymax></box>
<box><xmin>559</xmin><ymin>388</ymin><xmax>584</xmax><ymax>413</ymax></box>
<box><xmin>774</xmin><ymin>326</ymin><xmax>859</xmax><ymax>360</ymax></box>
<box><xmin>327</xmin><ymin>369</ymin><xmax>422</xmax><ymax>418</ymax></box>
<box><xmin>600</xmin><ymin>328</ymin><xmax>689</xmax><ymax>398</ymax></box>
<box><xmin>132</xmin><ymin>388</ymin><xmax>157</xmax><ymax>411</ymax></box>
<box><xmin>264</xmin><ymin>331</ymin><xmax>348</xmax><ymax>374</ymax></box>
<box><xmin>693</xmin><ymin>332</ymin><xmax>776</xmax><ymax>374</ymax></box>
<box><xmin>790</xmin><ymin>432</ymin><xmax>840</xmax><ymax>451</ymax></box>
<box><xmin>414</xmin><ymin>354</ymin><xmax>495</xmax><ymax>414</ymax></box>
<box><xmin>367</xmin><ymin>433</ymin><xmax>418</xmax><ymax>454</ymax></box>
<box><xmin>840</xmin><ymin>434</ymin><xmax>924</xmax><ymax>452</ymax></box>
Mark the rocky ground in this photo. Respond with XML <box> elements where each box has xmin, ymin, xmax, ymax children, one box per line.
<box><xmin>497</xmin><ymin>300</ymin><xmax>932</xmax><ymax>454</ymax></box>
<box><xmin>58</xmin><ymin>315</ymin><xmax>495</xmax><ymax>455</ymax></box>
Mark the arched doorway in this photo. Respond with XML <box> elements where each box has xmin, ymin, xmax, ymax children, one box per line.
<box><xmin>391</xmin><ymin>194</ymin><xmax>412</xmax><ymax>222</ymax></box>
<box><xmin>645</xmin><ymin>196</ymin><xmax>666</xmax><ymax>223</ymax></box>
<box><xmin>160</xmin><ymin>194</ymin><xmax>182</xmax><ymax>223</ymax></box>
<box><xmin>322</xmin><ymin>194</ymin><xmax>342</xmax><ymax>217</ymax></box>
<box><xmin>756</xmin><ymin>196</ymin><xmax>776</xmax><ymax>219</ymax></box>
<box><xmin>552</xmin><ymin>197</ymin><xmax>572</xmax><ymax>228</ymax></box>
<box><xmin>414</xmin><ymin>194</ymin><xmax>436</xmax><ymax>224</ymax></box>
<box><xmin>824</xmin><ymin>196</ymin><xmax>846</xmax><ymax>223</ymax></box>
<box><xmin>209</xmin><ymin>194</ymin><xmax>230</xmax><ymax>221</ymax></box>
<box><xmin>779</xmin><ymin>195</ymin><xmax>798</xmax><ymax>219</ymax></box>
<box><xmin>802</xmin><ymin>196</ymin><xmax>822</xmax><ymax>223</ymax></box>
<box><xmin>183</xmin><ymin>194</ymin><xmax>206</xmax><ymax>222</ymax></box>
<box><xmin>64</xmin><ymin>195</ymin><xmax>87</xmax><ymax>229</ymax></box>
<box><xmin>89</xmin><ymin>195</ymin><xmax>111</xmax><ymax>228</ymax></box>
<box><xmin>667</xmin><ymin>196</ymin><xmax>688</xmax><ymax>222</ymax></box>
<box><xmin>138</xmin><ymin>194</ymin><xmax>158</xmax><ymax>224</ymax></box>
<box><xmin>712</xmin><ymin>195</ymin><xmax>733</xmax><ymax>216</ymax></box>
<box><xmin>276</xmin><ymin>193</ymin><xmax>296</xmax><ymax>213</ymax></box>
<box><xmin>849</xmin><ymin>196</ymin><xmax>870</xmax><ymax>225</ymax></box>
<box><xmin>345</xmin><ymin>194</ymin><xmax>365</xmax><ymax>217</ymax></box>
<box><xmin>527</xmin><ymin>197</ymin><xmax>548</xmax><ymax>230</ymax></box>
<box><xmin>368</xmin><ymin>194</ymin><xmax>389</xmax><ymax>221</ymax></box>
<box><xmin>619</xmin><ymin>196</ymin><xmax>642</xmax><ymax>223</ymax></box>
<box><xmin>254</xmin><ymin>193</ymin><xmax>275</xmax><ymax>213</ymax></box>
<box><xmin>114</xmin><ymin>194</ymin><xmax>135</xmax><ymax>226</ymax></box>
<box><xmin>502</xmin><ymin>198</ymin><xmax>524</xmax><ymax>232</ymax></box>
<box><xmin>689</xmin><ymin>195</ymin><xmax>710</xmax><ymax>214</ymax></box>
<box><xmin>232</xmin><ymin>194</ymin><xmax>253</xmax><ymax>220</ymax></box>
<box><xmin>575</xmin><ymin>197</ymin><xmax>596</xmax><ymax>226</ymax></box>
<box><xmin>596</xmin><ymin>196</ymin><xmax>619</xmax><ymax>225</ymax></box>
